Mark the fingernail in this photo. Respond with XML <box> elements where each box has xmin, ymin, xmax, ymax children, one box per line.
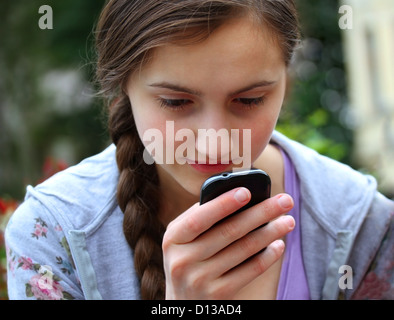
<box><xmin>272</xmin><ymin>240</ymin><xmax>285</xmax><ymax>254</ymax></box>
<box><xmin>278</xmin><ymin>194</ymin><xmax>293</xmax><ymax>209</ymax></box>
<box><xmin>283</xmin><ymin>215</ymin><xmax>295</xmax><ymax>229</ymax></box>
<box><xmin>234</xmin><ymin>188</ymin><xmax>250</xmax><ymax>203</ymax></box>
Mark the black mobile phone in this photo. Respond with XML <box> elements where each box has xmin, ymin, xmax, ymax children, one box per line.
<box><xmin>200</xmin><ymin>169</ymin><xmax>271</xmax><ymax>215</ymax></box>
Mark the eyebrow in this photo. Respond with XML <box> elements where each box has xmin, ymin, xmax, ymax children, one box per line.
<box><xmin>148</xmin><ymin>80</ymin><xmax>276</xmax><ymax>97</ymax></box>
<box><xmin>149</xmin><ymin>82</ymin><xmax>202</xmax><ymax>96</ymax></box>
<box><xmin>232</xmin><ymin>80</ymin><xmax>277</xmax><ymax>95</ymax></box>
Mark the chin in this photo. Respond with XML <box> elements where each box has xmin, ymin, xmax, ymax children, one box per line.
<box><xmin>179</xmin><ymin>175</ymin><xmax>206</xmax><ymax>198</ymax></box>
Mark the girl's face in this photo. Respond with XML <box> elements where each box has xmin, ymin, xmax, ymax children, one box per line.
<box><xmin>126</xmin><ymin>16</ymin><xmax>287</xmax><ymax>199</ymax></box>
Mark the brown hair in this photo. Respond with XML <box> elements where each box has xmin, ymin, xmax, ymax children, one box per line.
<box><xmin>95</xmin><ymin>0</ymin><xmax>300</xmax><ymax>300</ymax></box>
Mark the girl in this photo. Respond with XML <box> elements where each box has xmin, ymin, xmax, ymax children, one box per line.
<box><xmin>6</xmin><ymin>0</ymin><xmax>394</xmax><ymax>300</ymax></box>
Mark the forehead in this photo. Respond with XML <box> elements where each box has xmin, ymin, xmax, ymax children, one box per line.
<box><xmin>135</xmin><ymin>17</ymin><xmax>285</xmax><ymax>88</ymax></box>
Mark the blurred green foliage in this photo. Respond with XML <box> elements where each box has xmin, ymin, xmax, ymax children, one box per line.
<box><xmin>0</xmin><ymin>0</ymin><xmax>108</xmax><ymax>199</ymax></box>
<box><xmin>277</xmin><ymin>0</ymin><xmax>351</xmax><ymax>163</ymax></box>
<box><xmin>0</xmin><ymin>0</ymin><xmax>351</xmax><ymax>200</ymax></box>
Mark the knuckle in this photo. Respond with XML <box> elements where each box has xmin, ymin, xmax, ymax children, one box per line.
<box><xmin>184</xmin><ymin>214</ymin><xmax>203</xmax><ymax>235</ymax></box>
<box><xmin>162</xmin><ymin>229</ymin><xmax>177</xmax><ymax>251</ymax></box>
<box><xmin>188</xmin><ymin>269</ymin><xmax>206</xmax><ymax>291</ymax></box>
<box><xmin>220</xmin><ymin>219</ymin><xmax>241</xmax><ymax>241</ymax></box>
<box><xmin>253</xmin><ymin>255</ymin><xmax>269</xmax><ymax>274</ymax></box>
<box><xmin>168</xmin><ymin>255</ymin><xmax>190</xmax><ymax>280</ymax></box>
<box><xmin>237</xmin><ymin>234</ymin><xmax>257</xmax><ymax>255</ymax></box>
<box><xmin>166</xmin><ymin>219</ymin><xmax>175</xmax><ymax>231</ymax></box>
<box><xmin>162</xmin><ymin>234</ymin><xmax>171</xmax><ymax>251</ymax></box>
<box><xmin>170</xmin><ymin>260</ymin><xmax>207</xmax><ymax>293</ymax></box>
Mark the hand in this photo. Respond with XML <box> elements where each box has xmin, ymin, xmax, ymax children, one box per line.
<box><xmin>162</xmin><ymin>187</ymin><xmax>295</xmax><ymax>299</ymax></box>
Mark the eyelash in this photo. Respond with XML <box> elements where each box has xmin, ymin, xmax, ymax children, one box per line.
<box><xmin>234</xmin><ymin>97</ymin><xmax>266</xmax><ymax>109</ymax></box>
<box><xmin>157</xmin><ymin>96</ymin><xmax>266</xmax><ymax>111</ymax></box>
<box><xmin>157</xmin><ymin>98</ymin><xmax>191</xmax><ymax>111</ymax></box>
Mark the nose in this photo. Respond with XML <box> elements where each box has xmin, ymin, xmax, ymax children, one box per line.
<box><xmin>195</xmin><ymin>110</ymin><xmax>233</xmax><ymax>164</ymax></box>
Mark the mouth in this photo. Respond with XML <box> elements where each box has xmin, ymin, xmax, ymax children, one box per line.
<box><xmin>187</xmin><ymin>160</ymin><xmax>233</xmax><ymax>174</ymax></box>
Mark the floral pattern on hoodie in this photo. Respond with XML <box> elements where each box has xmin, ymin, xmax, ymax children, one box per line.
<box><xmin>352</xmin><ymin>215</ymin><xmax>394</xmax><ymax>300</ymax></box>
<box><xmin>6</xmin><ymin>217</ymin><xmax>77</xmax><ymax>300</ymax></box>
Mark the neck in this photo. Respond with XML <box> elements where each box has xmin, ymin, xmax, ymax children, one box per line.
<box><xmin>253</xmin><ymin>143</ymin><xmax>285</xmax><ymax>197</ymax></box>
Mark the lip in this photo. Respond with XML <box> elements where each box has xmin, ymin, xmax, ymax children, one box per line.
<box><xmin>188</xmin><ymin>161</ymin><xmax>233</xmax><ymax>174</ymax></box>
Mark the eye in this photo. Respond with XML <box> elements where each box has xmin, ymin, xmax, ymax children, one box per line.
<box><xmin>233</xmin><ymin>96</ymin><xmax>266</xmax><ymax>109</ymax></box>
<box><xmin>157</xmin><ymin>98</ymin><xmax>193</xmax><ymax>111</ymax></box>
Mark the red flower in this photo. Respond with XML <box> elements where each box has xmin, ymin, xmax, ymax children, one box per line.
<box><xmin>0</xmin><ymin>198</ymin><xmax>18</xmax><ymax>216</ymax></box>
<box><xmin>37</xmin><ymin>157</ymin><xmax>68</xmax><ymax>184</ymax></box>
<box><xmin>0</xmin><ymin>199</ymin><xmax>6</xmax><ymax>215</ymax></box>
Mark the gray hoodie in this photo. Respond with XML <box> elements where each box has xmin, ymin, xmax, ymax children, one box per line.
<box><xmin>272</xmin><ymin>131</ymin><xmax>393</xmax><ymax>299</ymax></box>
<box><xmin>5</xmin><ymin>131</ymin><xmax>394</xmax><ymax>300</ymax></box>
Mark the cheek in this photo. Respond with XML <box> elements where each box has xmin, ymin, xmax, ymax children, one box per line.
<box><xmin>248</xmin><ymin>112</ymin><xmax>279</xmax><ymax>161</ymax></box>
<box><xmin>130</xmin><ymin>99</ymin><xmax>184</xmax><ymax>166</ymax></box>
<box><xmin>250</xmin><ymin>127</ymin><xmax>271</xmax><ymax>159</ymax></box>
<box><xmin>246</xmin><ymin>86</ymin><xmax>285</xmax><ymax>160</ymax></box>
<box><xmin>129</xmin><ymin>93</ymin><xmax>164</xmax><ymax>143</ymax></box>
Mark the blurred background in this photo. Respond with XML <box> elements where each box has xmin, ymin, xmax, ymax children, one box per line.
<box><xmin>0</xmin><ymin>0</ymin><xmax>393</xmax><ymax>299</ymax></box>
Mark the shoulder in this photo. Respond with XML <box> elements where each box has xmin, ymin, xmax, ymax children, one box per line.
<box><xmin>20</xmin><ymin>144</ymin><xmax>119</xmax><ymax>232</ymax></box>
<box><xmin>5</xmin><ymin>145</ymin><xmax>142</xmax><ymax>300</ymax></box>
<box><xmin>5</xmin><ymin>195</ymin><xmax>84</xmax><ymax>300</ymax></box>
<box><xmin>271</xmin><ymin>131</ymin><xmax>382</xmax><ymax>233</ymax></box>
<box><xmin>271</xmin><ymin>131</ymin><xmax>394</xmax><ymax>299</ymax></box>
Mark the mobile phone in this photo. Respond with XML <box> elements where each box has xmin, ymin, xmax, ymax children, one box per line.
<box><xmin>200</xmin><ymin>169</ymin><xmax>271</xmax><ymax>215</ymax></box>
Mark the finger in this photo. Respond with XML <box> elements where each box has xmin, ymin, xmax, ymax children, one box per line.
<box><xmin>210</xmin><ymin>240</ymin><xmax>285</xmax><ymax>298</ymax></box>
<box><xmin>190</xmin><ymin>194</ymin><xmax>294</xmax><ymax>260</ymax></box>
<box><xmin>205</xmin><ymin>214</ymin><xmax>295</xmax><ymax>277</ymax></box>
<box><xmin>163</xmin><ymin>187</ymin><xmax>251</xmax><ymax>246</ymax></box>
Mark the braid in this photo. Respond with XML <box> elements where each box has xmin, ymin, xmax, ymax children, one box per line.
<box><xmin>110</xmin><ymin>95</ymin><xmax>166</xmax><ymax>300</ymax></box>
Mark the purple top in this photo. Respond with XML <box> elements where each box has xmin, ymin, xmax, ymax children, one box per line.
<box><xmin>276</xmin><ymin>148</ymin><xmax>310</xmax><ymax>300</ymax></box>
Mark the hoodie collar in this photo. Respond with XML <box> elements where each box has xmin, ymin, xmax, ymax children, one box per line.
<box><xmin>271</xmin><ymin>130</ymin><xmax>377</xmax><ymax>237</ymax></box>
